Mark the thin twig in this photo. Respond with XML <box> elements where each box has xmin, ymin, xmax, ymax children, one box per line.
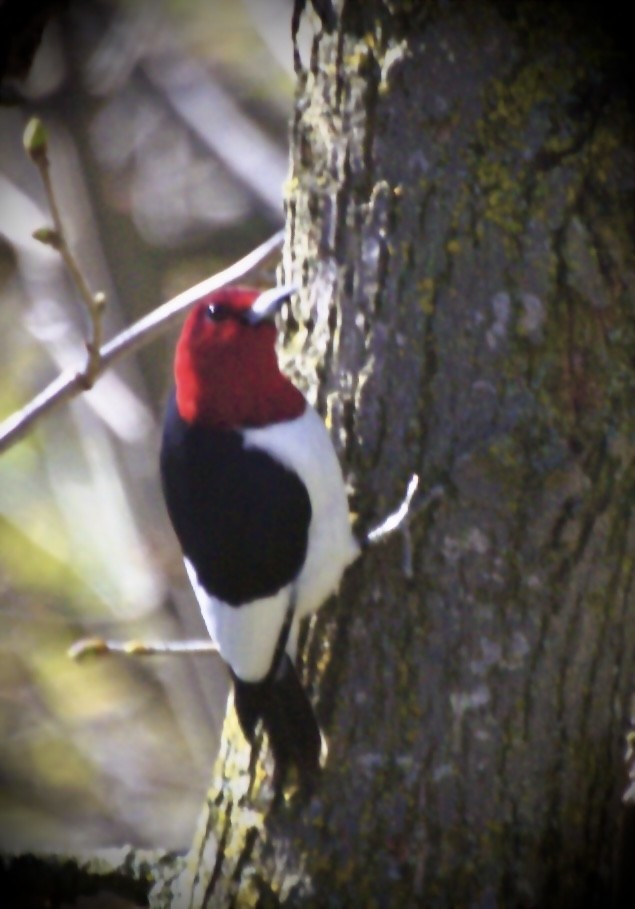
<box><xmin>366</xmin><ymin>474</ymin><xmax>421</xmax><ymax>545</ymax></box>
<box><xmin>364</xmin><ymin>477</ymin><xmax>444</xmax><ymax>579</ymax></box>
<box><xmin>35</xmin><ymin>142</ymin><xmax>99</xmax><ymax>309</ymax></box>
<box><xmin>0</xmin><ymin>229</ymin><xmax>285</xmax><ymax>454</ymax></box>
<box><xmin>27</xmin><ymin>118</ymin><xmax>107</xmax><ymax>389</ymax></box>
<box><xmin>68</xmin><ymin>636</ymin><xmax>220</xmax><ymax>662</ymax></box>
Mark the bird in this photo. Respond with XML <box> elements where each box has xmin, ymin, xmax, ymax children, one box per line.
<box><xmin>160</xmin><ymin>283</ymin><xmax>359</xmax><ymax>788</ymax></box>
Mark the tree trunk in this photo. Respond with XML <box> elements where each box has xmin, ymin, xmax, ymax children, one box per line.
<box><xmin>160</xmin><ymin>2</ymin><xmax>635</xmax><ymax>907</ymax></box>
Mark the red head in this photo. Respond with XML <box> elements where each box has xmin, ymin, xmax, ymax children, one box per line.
<box><xmin>174</xmin><ymin>285</ymin><xmax>305</xmax><ymax>429</ymax></box>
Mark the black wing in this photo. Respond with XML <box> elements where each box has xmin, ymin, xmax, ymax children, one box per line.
<box><xmin>160</xmin><ymin>392</ymin><xmax>311</xmax><ymax>606</ymax></box>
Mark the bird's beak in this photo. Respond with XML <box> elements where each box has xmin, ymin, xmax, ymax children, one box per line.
<box><xmin>245</xmin><ymin>284</ymin><xmax>298</xmax><ymax>325</ymax></box>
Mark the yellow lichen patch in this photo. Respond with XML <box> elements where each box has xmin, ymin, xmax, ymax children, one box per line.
<box><xmin>283</xmin><ymin>176</ymin><xmax>300</xmax><ymax>196</ymax></box>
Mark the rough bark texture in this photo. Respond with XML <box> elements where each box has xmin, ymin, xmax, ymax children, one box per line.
<box><xmin>158</xmin><ymin>2</ymin><xmax>635</xmax><ymax>908</ymax></box>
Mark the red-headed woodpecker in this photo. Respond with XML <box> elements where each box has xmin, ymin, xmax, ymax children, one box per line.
<box><xmin>160</xmin><ymin>284</ymin><xmax>359</xmax><ymax>787</ymax></box>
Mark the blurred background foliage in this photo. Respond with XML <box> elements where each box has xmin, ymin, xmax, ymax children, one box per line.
<box><xmin>0</xmin><ymin>0</ymin><xmax>301</xmax><ymax>851</ymax></box>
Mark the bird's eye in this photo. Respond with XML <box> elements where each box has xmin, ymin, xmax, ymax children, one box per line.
<box><xmin>206</xmin><ymin>304</ymin><xmax>231</xmax><ymax>322</ymax></box>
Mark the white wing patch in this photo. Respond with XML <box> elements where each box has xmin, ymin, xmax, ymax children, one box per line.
<box><xmin>244</xmin><ymin>405</ymin><xmax>360</xmax><ymax>618</ymax></box>
<box><xmin>185</xmin><ymin>557</ymin><xmax>292</xmax><ymax>682</ymax></box>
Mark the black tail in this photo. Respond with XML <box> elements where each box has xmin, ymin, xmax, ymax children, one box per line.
<box><xmin>232</xmin><ymin>656</ymin><xmax>322</xmax><ymax>789</ymax></box>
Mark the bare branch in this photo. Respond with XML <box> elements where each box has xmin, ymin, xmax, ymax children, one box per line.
<box><xmin>364</xmin><ymin>477</ymin><xmax>444</xmax><ymax>578</ymax></box>
<box><xmin>26</xmin><ymin>117</ymin><xmax>108</xmax><ymax>388</ymax></box>
<box><xmin>0</xmin><ymin>228</ymin><xmax>285</xmax><ymax>454</ymax></box>
<box><xmin>68</xmin><ymin>636</ymin><xmax>220</xmax><ymax>661</ymax></box>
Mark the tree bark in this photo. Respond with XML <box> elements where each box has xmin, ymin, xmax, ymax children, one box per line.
<box><xmin>157</xmin><ymin>2</ymin><xmax>635</xmax><ymax>907</ymax></box>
